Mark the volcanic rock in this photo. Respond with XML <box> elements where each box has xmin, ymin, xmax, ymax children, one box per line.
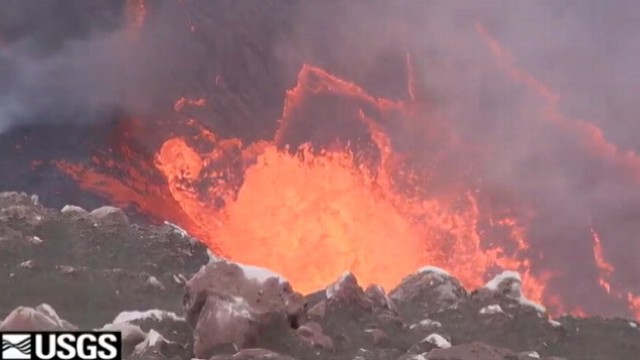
<box><xmin>0</xmin><ymin>192</ymin><xmax>210</xmax><ymax>328</ymax></box>
<box><xmin>405</xmin><ymin>333</ymin><xmax>452</xmax><ymax>355</ymax></box>
<box><xmin>325</xmin><ymin>272</ymin><xmax>372</xmax><ymax>310</ymax></box>
<box><xmin>365</xmin><ymin>284</ymin><xmax>398</xmax><ymax>313</ymax></box>
<box><xmin>295</xmin><ymin>321</ymin><xmax>334</xmax><ymax>350</ymax></box>
<box><xmin>88</xmin><ymin>206</ymin><xmax>129</xmax><ymax>225</ymax></box>
<box><xmin>130</xmin><ymin>329</ymin><xmax>185</xmax><ymax>360</ymax></box>
<box><xmin>306</xmin><ymin>300</ymin><xmax>326</xmax><ymax>320</ymax></box>
<box><xmin>183</xmin><ymin>259</ymin><xmax>305</xmax><ymax>358</ymax></box>
<box><xmin>301</xmin><ymin>272</ymin><xmax>413</xmax><ymax>359</ymax></box>
<box><xmin>60</xmin><ymin>204</ymin><xmax>89</xmax><ymax>216</ymax></box>
<box><xmin>390</xmin><ymin>267</ymin><xmax>467</xmax><ymax>318</ymax></box>
<box><xmin>0</xmin><ymin>303</ymin><xmax>77</xmax><ymax>331</ymax></box>
<box><xmin>1</xmin><ymin>192</ymin><xmax>640</xmax><ymax>360</ymax></box>
<box><xmin>108</xmin><ymin>309</ymin><xmax>192</xmax><ymax>358</ymax></box>
<box><xmin>471</xmin><ymin>271</ymin><xmax>546</xmax><ymax>316</ymax></box>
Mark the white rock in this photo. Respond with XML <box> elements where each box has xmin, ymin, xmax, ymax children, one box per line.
<box><xmin>89</xmin><ymin>206</ymin><xmax>128</xmax><ymax>224</ymax></box>
<box><xmin>28</xmin><ymin>236</ymin><xmax>43</xmax><ymax>245</ymax></box>
<box><xmin>112</xmin><ymin>309</ymin><xmax>183</xmax><ymax>324</ymax></box>
<box><xmin>549</xmin><ymin>319</ymin><xmax>562</xmax><ymax>328</ymax></box>
<box><xmin>19</xmin><ymin>260</ymin><xmax>35</xmax><ymax>269</ymax></box>
<box><xmin>421</xmin><ymin>333</ymin><xmax>451</xmax><ymax>349</ymax></box>
<box><xmin>238</xmin><ymin>263</ymin><xmax>288</xmax><ymax>284</ymax></box>
<box><xmin>61</xmin><ymin>205</ymin><xmax>88</xmax><ymax>215</ymax></box>
<box><xmin>34</xmin><ymin>304</ymin><xmax>67</xmax><ymax>328</ymax></box>
<box><xmin>479</xmin><ymin>304</ymin><xmax>505</xmax><ymax>315</ymax></box>
<box><xmin>133</xmin><ymin>330</ymin><xmax>168</xmax><ymax>354</ymax></box>
<box><xmin>172</xmin><ymin>274</ymin><xmax>187</xmax><ymax>284</ymax></box>
<box><xmin>521</xmin><ymin>351</ymin><xmax>541</xmax><ymax>359</ymax></box>
<box><xmin>208</xmin><ymin>257</ymin><xmax>288</xmax><ymax>285</ymax></box>
<box><xmin>409</xmin><ymin>319</ymin><xmax>442</xmax><ymax>330</ymax></box>
<box><xmin>484</xmin><ymin>271</ymin><xmax>546</xmax><ymax>313</ymax></box>
<box><xmin>417</xmin><ymin>266</ymin><xmax>452</xmax><ymax>277</ymax></box>
<box><xmin>146</xmin><ymin>276</ymin><xmax>165</xmax><ymax>291</ymax></box>
<box><xmin>630</xmin><ymin>321</ymin><xmax>638</xmax><ymax>329</ymax></box>
<box><xmin>164</xmin><ymin>221</ymin><xmax>189</xmax><ymax>237</ymax></box>
<box><xmin>216</xmin><ymin>296</ymin><xmax>252</xmax><ymax>320</ymax></box>
<box><xmin>484</xmin><ymin>270</ymin><xmax>521</xmax><ymax>291</ymax></box>
<box><xmin>0</xmin><ymin>304</ymin><xmax>75</xmax><ymax>331</ymax></box>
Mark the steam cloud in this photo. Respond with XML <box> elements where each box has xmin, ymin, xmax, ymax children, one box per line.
<box><xmin>1</xmin><ymin>0</ymin><xmax>640</xmax><ymax>317</ymax></box>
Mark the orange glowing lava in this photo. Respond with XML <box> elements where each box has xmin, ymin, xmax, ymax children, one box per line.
<box><xmin>591</xmin><ymin>228</ymin><xmax>614</xmax><ymax>294</ymax></box>
<box><xmin>57</xmin><ymin>63</ymin><xmax>547</xmax><ymax>299</ymax></box>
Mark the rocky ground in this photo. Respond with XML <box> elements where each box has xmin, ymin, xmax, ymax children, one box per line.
<box><xmin>0</xmin><ymin>191</ymin><xmax>638</xmax><ymax>360</ymax></box>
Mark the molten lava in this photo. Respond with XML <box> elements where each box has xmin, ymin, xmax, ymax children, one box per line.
<box><xmin>56</xmin><ymin>63</ymin><xmax>546</xmax><ymax>300</ymax></box>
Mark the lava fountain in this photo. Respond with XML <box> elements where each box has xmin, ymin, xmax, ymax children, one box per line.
<box><xmin>56</xmin><ymin>63</ymin><xmax>545</xmax><ymax>300</ymax></box>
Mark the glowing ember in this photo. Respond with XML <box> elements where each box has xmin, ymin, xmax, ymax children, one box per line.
<box><xmin>591</xmin><ymin>228</ymin><xmax>614</xmax><ymax>294</ymax></box>
<box><xmin>174</xmin><ymin>97</ymin><xmax>206</xmax><ymax>112</ymax></box>
<box><xmin>126</xmin><ymin>0</ymin><xmax>146</xmax><ymax>33</ymax></box>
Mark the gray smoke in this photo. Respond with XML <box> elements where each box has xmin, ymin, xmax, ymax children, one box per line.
<box><xmin>0</xmin><ymin>0</ymin><xmax>202</xmax><ymax>131</ymax></box>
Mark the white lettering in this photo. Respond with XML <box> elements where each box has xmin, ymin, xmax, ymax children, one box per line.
<box><xmin>34</xmin><ymin>334</ymin><xmax>56</xmax><ymax>360</ymax></box>
<box><xmin>56</xmin><ymin>334</ymin><xmax>77</xmax><ymax>360</ymax></box>
<box><xmin>76</xmin><ymin>334</ymin><xmax>98</xmax><ymax>359</ymax></box>
<box><xmin>97</xmin><ymin>334</ymin><xmax>119</xmax><ymax>360</ymax></box>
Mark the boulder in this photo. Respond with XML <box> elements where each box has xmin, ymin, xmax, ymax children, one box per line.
<box><xmin>471</xmin><ymin>271</ymin><xmax>546</xmax><ymax>316</ymax></box>
<box><xmin>0</xmin><ymin>303</ymin><xmax>77</xmax><ymax>331</ymax></box>
<box><xmin>183</xmin><ymin>260</ymin><xmax>303</xmax><ymax>358</ymax></box>
<box><xmin>390</xmin><ymin>267</ymin><xmax>467</xmax><ymax>318</ymax></box>
<box><xmin>88</xmin><ymin>206</ymin><xmax>129</xmax><ymax>225</ymax></box>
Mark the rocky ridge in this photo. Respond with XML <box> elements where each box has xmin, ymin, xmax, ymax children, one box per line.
<box><xmin>1</xmin><ymin>191</ymin><xmax>638</xmax><ymax>360</ymax></box>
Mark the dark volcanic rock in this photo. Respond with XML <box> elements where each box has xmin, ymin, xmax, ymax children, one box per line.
<box><xmin>390</xmin><ymin>267</ymin><xmax>468</xmax><ymax>318</ymax></box>
<box><xmin>1</xmin><ymin>192</ymin><xmax>640</xmax><ymax>360</ymax></box>
<box><xmin>301</xmin><ymin>272</ymin><xmax>414</xmax><ymax>359</ymax></box>
<box><xmin>0</xmin><ymin>191</ymin><xmax>209</xmax><ymax>328</ymax></box>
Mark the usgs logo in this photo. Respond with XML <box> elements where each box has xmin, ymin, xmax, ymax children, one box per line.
<box><xmin>1</xmin><ymin>332</ymin><xmax>121</xmax><ymax>360</ymax></box>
